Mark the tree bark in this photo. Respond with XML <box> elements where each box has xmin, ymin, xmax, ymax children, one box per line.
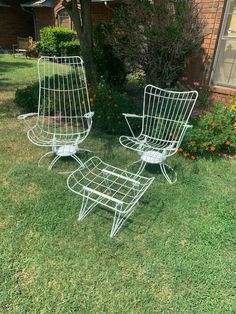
<box><xmin>62</xmin><ymin>0</ymin><xmax>96</xmax><ymax>87</ymax></box>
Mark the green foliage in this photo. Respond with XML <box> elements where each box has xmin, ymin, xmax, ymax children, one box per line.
<box><xmin>93</xmin><ymin>82</ymin><xmax>138</xmax><ymax>134</ymax></box>
<box><xmin>60</xmin><ymin>40</ymin><xmax>80</xmax><ymax>56</ymax></box>
<box><xmin>15</xmin><ymin>74</ymin><xmax>88</xmax><ymax>115</ymax></box>
<box><xmin>15</xmin><ymin>82</ymin><xmax>38</xmax><ymax>112</ymax></box>
<box><xmin>110</xmin><ymin>0</ymin><xmax>205</xmax><ymax>86</ymax></box>
<box><xmin>93</xmin><ymin>23</ymin><xmax>127</xmax><ymax>88</ymax></box>
<box><xmin>38</xmin><ymin>26</ymin><xmax>78</xmax><ymax>56</ymax></box>
<box><xmin>171</xmin><ymin>77</ymin><xmax>211</xmax><ymax>109</ymax></box>
<box><xmin>179</xmin><ymin>103</ymin><xmax>236</xmax><ymax>158</ymax></box>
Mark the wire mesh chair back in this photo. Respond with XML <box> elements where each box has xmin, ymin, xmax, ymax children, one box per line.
<box><xmin>141</xmin><ymin>85</ymin><xmax>198</xmax><ymax>149</ymax></box>
<box><xmin>37</xmin><ymin>56</ymin><xmax>91</xmax><ymax>144</ymax></box>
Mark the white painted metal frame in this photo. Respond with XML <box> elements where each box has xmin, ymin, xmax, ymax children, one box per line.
<box><xmin>120</xmin><ymin>85</ymin><xmax>198</xmax><ymax>183</ymax></box>
<box><xmin>67</xmin><ymin>156</ymin><xmax>154</xmax><ymax>237</ymax></box>
<box><xmin>18</xmin><ymin>56</ymin><xmax>94</xmax><ymax>169</ymax></box>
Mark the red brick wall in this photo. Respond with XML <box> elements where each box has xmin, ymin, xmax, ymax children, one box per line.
<box><xmin>34</xmin><ymin>8</ymin><xmax>55</xmax><ymax>40</ymax></box>
<box><xmin>186</xmin><ymin>1</ymin><xmax>236</xmax><ymax>101</ymax></box>
<box><xmin>91</xmin><ymin>2</ymin><xmax>118</xmax><ymax>25</ymax></box>
<box><xmin>0</xmin><ymin>4</ymin><xmax>34</xmax><ymax>49</ymax></box>
<box><xmin>54</xmin><ymin>1</ymin><xmax>118</xmax><ymax>29</ymax></box>
<box><xmin>198</xmin><ymin>0</ymin><xmax>225</xmax><ymax>79</ymax></box>
<box><xmin>187</xmin><ymin>0</ymin><xmax>226</xmax><ymax>84</ymax></box>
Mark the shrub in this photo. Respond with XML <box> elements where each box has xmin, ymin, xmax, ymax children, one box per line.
<box><xmin>15</xmin><ymin>82</ymin><xmax>38</xmax><ymax>112</ymax></box>
<box><xmin>15</xmin><ymin>74</ymin><xmax>83</xmax><ymax>114</ymax></box>
<box><xmin>60</xmin><ymin>40</ymin><xmax>80</xmax><ymax>56</ymax></box>
<box><xmin>92</xmin><ymin>82</ymin><xmax>138</xmax><ymax>134</ymax></box>
<box><xmin>170</xmin><ymin>77</ymin><xmax>211</xmax><ymax>109</ymax></box>
<box><xmin>110</xmin><ymin>0</ymin><xmax>205</xmax><ymax>87</ymax></box>
<box><xmin>93</xmin><ymin>23</ymin><xmax>127</xmax><ymax>89</ymax></box>
<box><xmin>178</xmin><ymin>103</ymin><xmax>236</xmax><ymax>159</ymax></box>
<box><xmin>38</xmin><ymin>26</ymin><xmax>77</xmax><ymax>56</ymax></box>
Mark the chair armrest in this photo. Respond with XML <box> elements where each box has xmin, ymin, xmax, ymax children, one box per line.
<box><xmin>122</xmin><ymin>113</ymin><xmax>144</xmax><ymax>118</ymax></box>
<box><xmin>184</xmin><ymin>124</ymin><xmax>193</xmax><ymax>129</ymax></box>
<box><xmin>123</xmin><ymin>113</ymin><xmax>143</xmax><ymax>137</ymax></box>
<box><xmin>18</xmin><ymin>112</ymin><xmax>38</xmax><ymax>120</ymax></box>
<box><xmin>84</xmin><ymin>111</ymin><xmax>94</xmax><ymax>119</ymax></box>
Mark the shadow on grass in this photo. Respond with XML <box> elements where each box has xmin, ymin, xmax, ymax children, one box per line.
<box><xmin>0</xmin><ymin>59</ymin><xmax>35</xmax><ymax>90</ymax></box>
<box><xmin>95</xmin><ymin>196</ymin><xmax>164</xmax><ymax>237</ymax></box>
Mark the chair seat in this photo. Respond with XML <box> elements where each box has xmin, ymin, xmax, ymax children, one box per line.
<box><xmin>119</xmin><ymin>135</ymin><xmax>175</xmax><ymax>160</ymax></box>
<box><xmin>68</xmin><ymin>156</ymin><xmax>154</xmax><ymax>213</ymax></box>
<box><xmin>27</xmin><ymin>125</ymin><xmax>86</xmax><ymax>147</ymax></box>
<box><xmin>67</xmin><ymin>156</ymin><xmax>154</xmax><ymax>237</ymax></box>
<box><xmin>141</xmin><ymin>151</ymin><xmax>166</xmax><ymax>164</ymax></box>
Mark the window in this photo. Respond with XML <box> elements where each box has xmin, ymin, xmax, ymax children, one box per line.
<box><xmin>57</xmin><ymin>9</ymin><xmax>71</xmax><ymax>29</ymax></box>
<box><xmin>212</xmin><ymin>0</ymin><xmax>236</xmax><ymax>88</ymax></box>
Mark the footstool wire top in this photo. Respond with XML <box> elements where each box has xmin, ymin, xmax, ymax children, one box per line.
<box><xmin>67</xmin><ymin>156</ymin><xmax>154</xmax><ymax>214</ymax></box>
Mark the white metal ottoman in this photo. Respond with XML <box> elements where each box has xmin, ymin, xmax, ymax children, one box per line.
<box><xmin>67</xmin><ymin>156</ymin><xmax>154</xmax><ymax>237</ymax></box>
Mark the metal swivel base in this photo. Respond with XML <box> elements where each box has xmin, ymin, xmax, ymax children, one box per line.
<box><xmin>38</xmin><ymin>145</ymin><xmax>92</xmax><ymax>171</ymax></box>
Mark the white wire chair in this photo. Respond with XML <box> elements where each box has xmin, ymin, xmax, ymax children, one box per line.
<box><xmin>67</xmin><ymin>156</ymin><xmax>154</xmax><ymax>237</ymax></box>
<box><xmin>18</xmin><ymin>56</ymin><xmax>94</xmax><ymax>170</ymax></box>
<box><xmin>119</xmin><ymin>85</ymin><xmax>198</xmax><ymax>183</ymax></box>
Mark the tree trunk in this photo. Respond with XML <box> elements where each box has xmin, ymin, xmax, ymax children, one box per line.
<box><xmin>62</xmin><ymin>0</ymin><xmax>96</xmax><ymax>88</ymax></box>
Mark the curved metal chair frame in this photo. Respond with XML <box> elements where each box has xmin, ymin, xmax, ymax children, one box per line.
<box><xmin>120</xmin><ymin>85</ymin><xmax>198</xmax><ymax>183</ymax></box>
<box><xmin>18</xmin><ymin>56</ymin><xmax>94</xmax><ymax>170</ymax></box>
<box><xmin>67</xmin><ymin>156</ymin><xmax>154</xmax><ymax>237</ymax></box>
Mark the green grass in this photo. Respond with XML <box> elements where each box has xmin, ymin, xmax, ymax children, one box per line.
<box><xmin>0</xmin><ymin>55</ymin><xmax>236</xmax><ymax>313</ymax></box>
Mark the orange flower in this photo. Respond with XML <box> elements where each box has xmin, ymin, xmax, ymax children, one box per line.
<box><xmin>90</xmin><ymin>98</ymin><xmax>94</xmax><ymax>102</ymax></box>
<box><xmin>81</xmin><ymin>100</ymin><xmax>85</xmax><ymax>105</ymax></box>
<box><xmin>225</xmin><ymin>140</ymin><xmax>231</xmax><ymax>145</ymax></box>
<box><xmin>178</xmin><ymin>147</ymin><xmax>183</xmax><ymax>152</ymax></box>
<box><xmin>90</xmin><ymin>103</ymin><xmax>94</xmax><ymax>107</ymax></box>
<box><xmin>188</xmin><ymin>141</ymin><xmax>194</xmax><ymax>145</ymax></box>
<box><xmin>211</xmin><ymin>121</ymin><xmax>216</xmax><ymax>128</ymax></box>
<box><xmin>210</xmin><ymin>146</ymin><xmax>216</xmax><ymax>152</ymax></box>
<box><xmin>183</xmin><ymin>152</ymin><xmax>190</xmax><ymax>157</ymax></box>
<box><xmin>191</xmin><ymin>155</ymin><xmax>196</xmax><ymax>160</ymax></box>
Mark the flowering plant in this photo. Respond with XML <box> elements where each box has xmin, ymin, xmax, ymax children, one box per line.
<box><xmin>178</xmin><ymin>102</ymin><xmax>236</xmax><ymax>158</ymax></box>
<box><xmin>93</xmin><ymin>83</ymin><xmax>138</xmax><ymax>134</ymax></box>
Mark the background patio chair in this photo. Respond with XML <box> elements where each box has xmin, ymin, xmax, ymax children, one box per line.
<box><xmin>119</xmin><ymin>84</ymin><xmax>198</xmax><ymax>183</ymax></box>
<box><xmin>18</xmin><ymin>56</ymin><xmax>94</xmax><ymax>170</ymax></box>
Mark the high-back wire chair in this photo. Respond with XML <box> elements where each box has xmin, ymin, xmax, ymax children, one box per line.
<box><xmin>119</xmin><ymin>85</ymin><xmax>198</xmax><ymax>183</ymax></box>
<box><xmin>18</xmin><ymin>56</ymin><xmax>94</xmax><ymax>170</ymax></box>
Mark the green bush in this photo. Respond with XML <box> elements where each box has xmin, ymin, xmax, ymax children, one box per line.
<box><xmin>110</xmin><ymin>0</ymin><xmax>205</xmax><ymax>87</ymax></box>
<box><xmin>15</xmin><ymin>74</ymin><xmax>83</xmax><ymax>114</ymax></box>
<box><xmin>179</xmin><ymin>103</ymin><xmax>236</xmax><ymax>159</ymax></box>
<box><xmin>38</xmin><ymin>26</ymin><xmax>77</xmax><ymax>56</ymax></box>
<box><xmin>93</xmin><ymin>23</ymin><xmax>127</xmax><ymax>89</ymax></box>
<box><xmin>60</xmin><ymin>40</ymin><xmax>80</xmax><ymax>56</ymax></box>
<box><xmin>15</xmin><ymin>82</ymin><xmax>38</xmax><ymax>112</ymax></box>
<box><xmin>93</xmin><ymin>82</ymin><xmax>138</xmax><ymax>134</ymax></box>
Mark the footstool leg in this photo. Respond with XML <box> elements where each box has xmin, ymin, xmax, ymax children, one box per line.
<box><xmin>78</xmin><ymin>189</ymin><xmax>97</xmax><ymax>221</ymax></box>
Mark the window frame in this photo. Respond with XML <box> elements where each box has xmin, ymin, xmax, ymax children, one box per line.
<box><xmin>211</xmin><ymin>0</ymin><xmax>236</xmax><ymax>88</ymax></box>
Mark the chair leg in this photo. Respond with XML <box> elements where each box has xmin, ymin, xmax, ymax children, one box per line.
<box><xmin>48</xmin><ymin>155</ymin><xmax>61</xmax><ymax>170</ymax></box>
<box><xmin>71</xmin><ymin>154</ymin><xmax>84</xmax><ymax>167</ymax></box>
<box><xmin>78</xmin><ymin>192</ymin><xmax>98</xmax><ymax>221</ymax></box>
<box><xmin>110</xmin><ymin>208</ymin><xmax>135</xmax><ymax>238</ymax></box>
<box><xmin>38</xmin><ymin>151</ymin><xmax>54</xmax><ymax>167</ymax></box>
<box><xmin>126</xmin><ymin>159</ymin><xmax>146</xmax><ymax>176</ymax></box>
<box><xmin>160</xmin><ymin>162</ymin><xmax>177</xmax><ymax>184</ymax></box>
<box><xmin>135</xmin><ymin>161</ymin><xmax>146</xmax><ymax>176</ymax></box>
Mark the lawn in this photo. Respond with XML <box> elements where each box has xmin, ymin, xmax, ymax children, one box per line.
<box><xmin>0</xmin><ymin>55</ymin><xmax>235</xmax><ymax>313</ymax></box>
